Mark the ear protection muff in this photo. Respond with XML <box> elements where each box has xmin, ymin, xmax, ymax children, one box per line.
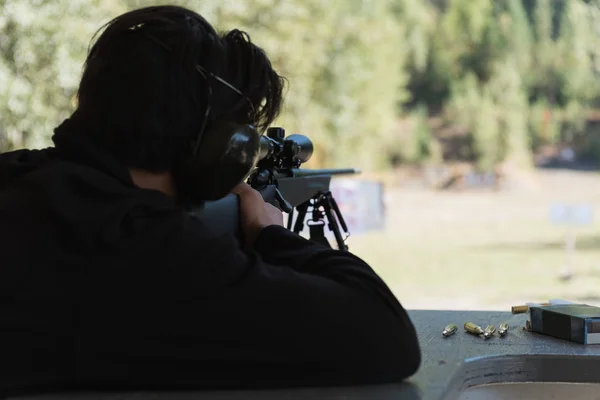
<box><xmin>172</xmin><ymin>62</ymin><xmax>262</xmax><ymax>203</ymax></box>
<box><xmin>174</xmin><ymin>120</ymin><xmax>261</xmax><ymax>203</ymax></box>
<box><xmin>120</xmin><ymin>20</ymin><xmax>261</xmax><ymax>203</ymax></box>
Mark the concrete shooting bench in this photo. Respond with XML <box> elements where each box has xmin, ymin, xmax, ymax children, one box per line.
<box><xmin>11</xmin><ymin>310</ymin><xmax>600</xmax><ymax>400</ymax></box>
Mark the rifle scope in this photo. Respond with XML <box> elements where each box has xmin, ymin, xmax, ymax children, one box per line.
<box><xmin>257</xmin><ymin>127</ymin><xmax>313</xmax><ymax>169</ymax></box>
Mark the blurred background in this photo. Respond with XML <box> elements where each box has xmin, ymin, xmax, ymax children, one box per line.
<box><xmin>1</xmin><ymin>0</ymin><xmax>599</xmax><ymax>310</ymax></box>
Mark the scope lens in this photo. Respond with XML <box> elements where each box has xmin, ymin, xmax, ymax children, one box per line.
<box><xmin>286</xmin><ymin>134</ymin><xmax>313</xmax><ymax>163</ymax></box>
<box><xmin>258</xmin><ymin>136</ymin><xmax>273</xmax><ymax>161</ymax></box>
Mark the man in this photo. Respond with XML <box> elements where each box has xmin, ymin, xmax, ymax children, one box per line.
<box><xmin>0</xmin><ymin>5</ymin><xmax>420</xmax><ymax>396</ymax></box>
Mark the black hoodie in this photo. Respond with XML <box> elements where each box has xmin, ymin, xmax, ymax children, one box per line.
<box><xmin>0</xmin><ymin>119</ymin><xmax>420</xmax><ymax>397</ymax></box>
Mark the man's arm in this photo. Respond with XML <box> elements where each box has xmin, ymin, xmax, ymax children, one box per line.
<box><xmin>82</xmin><ymin>212</ymin><xmax>420</xmax><ymax>390</ymax></box>
<box><xmin>190</xmin><ymin>228</ymin><xmax>422</xmax><ymax>387</ymax></box>
<box><xmin>214</xmin><ymin>182</ymin><xmax>421</xmax><ymax>386</ymax></box>
<box><xmin>255</xmin><ymin>225</ymin><xmax>410</xmax><ymax>320</ymax></box>
<box><xmin>87</xmin><ymin>182</ymin><xmax>420</xmax><ymax>389</ymax></box>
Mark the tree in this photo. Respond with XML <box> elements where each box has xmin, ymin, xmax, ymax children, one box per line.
<box><xmin>2</xmin><ymin>0</ymin><xmax>600</xmax><ymax>169</ymax></box>
<box><xmin>392</xmin><ymin>0</ymin><xmax>450</xmax><ymax>110</ymax></box>
<box><xmin>488</xmin><ymin>60</ymin><xmax>532</xmax><ymax>169</ymax></box>
<box><xmin>124</xmin><ymin>0</ymin><xmax>408</xmax><ymax>170</ymax></box>
<box><xmin>0</xmin><ymin>0</ymin><xmax>124</xmax><ymax>151</ymax></box>
<box><xmin>440</xmin><ymin>0</ymin><xmax>503</xmax><ymax>83</ymax></box>
<box><xmin>311</xmin><ymin>0</ymin><xmax>407</xmax><ymax>169</ymax></box>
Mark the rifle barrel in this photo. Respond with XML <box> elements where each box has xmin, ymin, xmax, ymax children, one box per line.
<box><xmin>291</xmin><ymin>168</ymin><xmax>361</xmax><ymax>178</ymax></box>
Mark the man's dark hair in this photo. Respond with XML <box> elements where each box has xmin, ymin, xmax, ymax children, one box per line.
<box><xmin>74</xmin><ymin>5</ymin><xmax>286</xmax><ymax>172</ymax></box>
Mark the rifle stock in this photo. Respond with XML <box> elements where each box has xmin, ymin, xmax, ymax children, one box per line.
<box><xmin>189</xmin><ymin>193</ymin><xmax>242</xmax><ymax>240</ymax></box>
<box><xmin>274</xmin><ymin>168</ymin><xmax>359</xmax><ymax>207</ymax></box>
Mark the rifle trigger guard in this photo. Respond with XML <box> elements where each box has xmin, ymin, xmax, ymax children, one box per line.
<box><xmin>258</xmin><ymin>185</ymin><xmax>292</xmax><ymax>213</ymax></box>
<box><xmin>274</xmin><ymin>188</ymin><xmax>293</xmax><ymax>213</ymax></box>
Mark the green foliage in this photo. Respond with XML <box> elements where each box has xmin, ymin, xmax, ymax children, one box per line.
<box><xmin>505</xmin><ymin>0</ymin><xmax>534</xmax><ymax>73</ymax></box>
<box><xmin>412</xmin><ymin>106</ymin><xmax>433</xmax><ymax>162</ymax></box>
<box><xmin>488</xmin><ymin>59</ymin><xmax>532</xmax><ymax>169</ymax></box>
<box><xmin>387</xmin><ymin>104</ymin><xmax>443</xmax><ymax>167</ymax></box>
<box><xmin>528</xmin><ymin>100</ymin><xmax>560</xmax><ymax>149</ymax></box>
<box><xmin>434</xmin><ymin>0</ymin><xmax>599</xmax><ymax>171</ymax></box>
<box><xmin>0</xmin><ymin>0</ymin><xmax>124</xmax><ymax>150</ymax></box>
<box><xmin>472</xmin><ymin>89</ymin><xmax>500</xmax><ymax>171</ymax></box>
<box><xmin>306</xmin><ymin>0</ymin><xmax>407</xmax><ymax>169</ymax></box>
<box><xmin>0</xmin><ymin>0</ymin><xmax>599</xmax><ymax>171</ymax></box>
<box><xmin>408</xmin><ymin>105</ymin><xmax>433</xmax><ymax>164</ymax></box>
<box><xmin>0</xmin><ymin>0</ymin><xmax>407</xmax><ymax>171</ymax></box>
<box><xmin>440</xmin><ymin>0</ymin><xmax>504</xmax><ymax>83</ymax></box>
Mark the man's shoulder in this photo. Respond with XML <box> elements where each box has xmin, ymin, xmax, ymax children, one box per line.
<box><xmin>0</xmin><ymin>147</ymin><xmax>56</xmax><ymax>167</ymax></box>
<box><xmin>0</xmin><ymin>147</ymin><xmax>57</xmax><ymax>188</ymax></box>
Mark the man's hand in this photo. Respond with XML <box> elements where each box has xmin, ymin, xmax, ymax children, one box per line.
<box><xmin>232</xmin><ymin>183</ymin><xmax>283</xmax><ymax>249</ymax></box>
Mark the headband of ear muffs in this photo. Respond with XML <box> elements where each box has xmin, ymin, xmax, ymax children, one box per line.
<box><xmin>174</xmin><ymin>120</ymin><xmax>261</xmax><ymax>203</ymax></box>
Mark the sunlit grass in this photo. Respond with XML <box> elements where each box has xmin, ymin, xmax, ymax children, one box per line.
<box><xmin>347</xmin><ymin>170</ymin><xmax>600</xmax><ymax>311</ymax></box>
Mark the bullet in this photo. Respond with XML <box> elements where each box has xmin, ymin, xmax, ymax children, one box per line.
<box><xmin>442</xmin><ymin>324</ymin><xmax>458</xmax><ymax>337</ymax></box>
<box><xmin>524</xmin><ymin>320</ymin><xmax>532</xmax><ymax>331</ymax></box>
<box><xmin>511</xmin><ymin>305</ymin><xmax>529</xmax><ymax>314</ymax></box>
<box><xmin>464</xmin><ymin>322</ymin><xmax>484</xmax><ymax>336</ymax></box>
<box><xmin>498</xmin><ymin>323</ymin><xmax>509</xmax><ymax>337</ymax></box>
<box><xmin>512</xmin><ymin>303</ymin><xmax>552</xmax><ymax>314</ymax></box>
<box><xmin>483</xmin><ymin>325</ymin><xmax>496</xmax><ymax>339</ymax></box>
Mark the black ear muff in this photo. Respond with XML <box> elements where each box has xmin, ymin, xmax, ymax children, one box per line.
<box><xmin>174</xmin><ymin>120</ymin><xmax>260</xmax><ymax>203</ymax></box>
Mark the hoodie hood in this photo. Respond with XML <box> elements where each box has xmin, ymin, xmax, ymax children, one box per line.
<box><xmin>0</xmin><ymin>148</ymin><xmax>57</xmax><ymax>191</ymax></box>
<box><xmin>0</xmin><ymin>118</ymin><xmax>134</xmax><ymax>191</ymax></box>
